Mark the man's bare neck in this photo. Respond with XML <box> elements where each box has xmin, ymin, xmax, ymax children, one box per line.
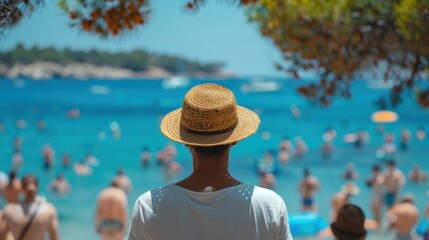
<box><xmin>175</xmin><ymin>155</ymin><xmax>241</xmax><ymax>192</ymax></box>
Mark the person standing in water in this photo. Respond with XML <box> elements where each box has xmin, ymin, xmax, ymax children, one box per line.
<box><xmin>0</xmin><ymin>175</ymin><xmax>59</xmax><ymax>240</ymax></box>
<box><xmin>343</xmin><ymin>163</ymin><xmax>359</xmax><ymax>181</ymax></box>
<box><xmin>48</xmin><ymin>174</ymin><xmax>72</xmax><ymax>196</ymax></box>
<box><xmin>387</xmin><ymin>194</ymin><xmax>418</xmax><ymax>240</ymax></box>
<box><xmin>140</xmin><ymin>146</ymin><xmax>151</xmax><ymax>167</ymax></box>
<box><xmin>96</xmin><ymin>180</ymin><xmax>128</xmax><ymax>240</ymax></box>
<box><xmin>408</xmin><ymin>165</ymin><xmax>427</xmax><ymax>183</ymax></box>
<box><xmin>298</xmin><ymin>168</ymin><xmax>320</xmax><ymax>211</ymax></box>
<box><xmin>416</xmin><ymin>126</ymin><xmax>426</xmax><ymax>140</ymax></box>
<box><xmin>383</xmin><ymin>160</ymin><xmax>406</xmax><ymax>209</ymax></box>
<box><xmin>42</xmin><ymin>144</ymin><xmax>55</xmax><ymax>170</ymax></box>
<box><xmin>366</xmin><ymin>164</ymin><xmax>385</xmax><ymax>228</ymax></box>
<box><xmin>2</xmin><ymin>171</ymin><xmax>21</xmax><ymax>203</ymax></box>
<box><xmin>126</xmin><ymin>83</ymin><xmax>293</xmax><ymax>240</ymax></box>
<box><xmin>112</xmin><ymin>169</ymin><xmax>132</xmax><ymax>194</ymax></box>
<box><xmin>331</xmin><ymin>183</ymin><xmax>360</xmax><ymax>221</ymax></box>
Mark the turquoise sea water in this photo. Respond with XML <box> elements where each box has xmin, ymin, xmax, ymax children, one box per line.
<box><xmin>0</xmin><ymin>77</ymin><xmax>428</xmax><ymax>239</ymax></box>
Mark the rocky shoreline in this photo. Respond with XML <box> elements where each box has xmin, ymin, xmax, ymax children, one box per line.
<box><xmin>0</xmin><ymin>62</ymin><xmax>234</xmax><ymax>80</ymax></box>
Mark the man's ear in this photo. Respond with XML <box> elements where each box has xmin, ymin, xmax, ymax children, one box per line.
<box><xmin>185</xmin><ymin>145</ymin><xmax>194</xmax><ymax>154</ymax></box>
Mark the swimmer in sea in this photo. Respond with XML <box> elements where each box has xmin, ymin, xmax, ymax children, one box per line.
<box><xmin>37</xmin><ymin>117</ymin><xmax>46</xmax><ymax>132</ymax></box>
<box><xmin>141</xmin><ymin>146</ymin><xmax>151</xmax><ymax>167</ymax></box>
<box><xmin>294</xmin><ymin>136</ymin><xmax>308</xmax><ymax>160</ymax></box>
<box><xmin>260</xmin><ymin>172</ymin><xmax>276</xmax><ymax>190</ymax></box>
<box><xmin>113</xmin><ymin>169</ymin><xmax>132</xmax><ymax>194</ymax></box>
<box><xmin>61</xmin><ymin>153</ymin><xmax>72</xmax><ymax>169</ymax></box>
<box><xmin>13</xmin><ymin>135</ymin><xmax>22</xmax><ymax>152</ymax></box>
<box><xmin>416</xmin><ymin>126</ymin><xmax>426</xmax><ymax>140</ymax></box>
<box><xmin>278</xmin><ymin>136</ymin><xmax>293</xmax><ymax>164</ymax></box>
<box><xmin>42</xmin><ymin>144</ymin><xmax>55</xmax><ymax>170</ymax></box>
<box><xmin>49</xmin><ymin>174</ymin><xmax>71</xmax><ymax>195</ymax></box>
<box><xmin>74</xmin><ymin>160</ymin><xmax>92</xmax><ymax>176</ymax></box>
<box><xmin>343</xmin><ymin>163</ymin><xmax>359</xmax><ymax>181</ymax></box>
<box><xmin>299</xmin><ymin>168</ymin><xmax>320</xmax><ymax>212</ymax></box>
<box><xmin>85</xmin><ymin>152</ymin><xmax>99</xmax><ymax>166</ymax></box>
<box><xmin>383</xmin><ymin>160</ymin><xmax>406</xmax><ymax>209</ymax></box>
<box><xmin>400</xmin><ymin>128</ymin><xmax>412</xmax><ymax>151</ymax></box>
<box><xmin>387</xmin><ymin>194</ymin><xmax>418</xmax><ymax>240</ymax></box>
<box><xmin>11</xmin><ymin>150</ymin><xmax>23</xmax><ymax>171</ymax></box>
<box><xmin>408</xmin><ymin>165</ymin><xmax>427</xmax><ymax>183</ymax></box>
<box><xmin>0</xmin><ymin>118</ymin><xmax>4</xmax><ymax>134</ymax></box>
<box><xmin>366</xmin><ymin>165</ymin><xmax>385</xmax><ymax>227</ymax></box>
<box><xmin>96</xmin><ymin>180</ymin><xmax>128</xmax><ymax>240</ymax></box>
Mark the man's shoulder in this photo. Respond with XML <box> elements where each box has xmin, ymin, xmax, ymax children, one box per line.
<box><xmin>135</xmin><ymin>184</ymin><xmax>176</xmax><ymax>204</ymax></box>
<box><xmin>3</xmin><ymin>203</ymin><xmax>18</xmax><ymax>215</ymax></box>
<box><xmin>252</xmin><ymin>186</ymin><xmax>285</xmax><ymax>204</ymax></box>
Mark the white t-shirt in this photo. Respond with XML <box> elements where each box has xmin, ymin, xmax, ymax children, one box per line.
<box><xmin>126</xmin><ymin>183</ymin><xmax>293</xmax><ymax>240</ymax></box>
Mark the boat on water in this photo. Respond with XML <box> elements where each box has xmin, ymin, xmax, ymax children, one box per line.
<box><xmin>90</xmin><ymin>85</ymin><xmax>111</xmax><ymax>95</ymax></box>
<box><xmin>11</xmin><ymin>78</ymin><xmax>26</xmax><ymax>88</ymax></box>
<box><xmin>241</xmin><ymin>79</ymin><xmax>282</xmax><ymax>93</ymax></box>
<box><xmin>162</xmin><ymin>76</ymin><xmax>189</xmax><ymax>89</ymax></box>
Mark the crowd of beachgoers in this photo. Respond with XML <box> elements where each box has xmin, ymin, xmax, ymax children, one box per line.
<box><xmin>0</xmin><ymin>109</ymin><xmax>428</xmax><ymax>240</ymax></box>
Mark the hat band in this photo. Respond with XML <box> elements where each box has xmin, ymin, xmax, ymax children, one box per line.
<box><xmin>331</xmin><ymin>223</ymin><xmax>366</xmax><ymax>238</ymax></box>
<box><xmin>180</xmin><ymin>121</ymin><xmax>238</xmax><ymax>136</ymax></box>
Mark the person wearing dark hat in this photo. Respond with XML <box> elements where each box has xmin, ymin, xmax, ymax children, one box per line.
<box><xmin>126</xmin><ymin>83</ymin><xmax>293</xmax><ymax>240</ymax></box>
<box><xmin>331</xmin><ymin>204</ymin><xmax>367</xmax><ymax>240</ymax></box>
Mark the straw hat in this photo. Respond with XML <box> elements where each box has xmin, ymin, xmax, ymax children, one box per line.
<box><xmin>341</xmin><ymin>182</ymin><xmax>360</xmax><ymax>195</ymax></box>
<box><xmin>160</xmin><ymin>83</ymin><xmax>260</xmax><ymax>146</ymax></box>
<box><xmin>331</xmin><ymin>204</ymin><xmax>367</xmax><ymax>240</ymax></box>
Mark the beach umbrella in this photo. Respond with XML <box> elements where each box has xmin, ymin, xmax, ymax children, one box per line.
<box><xmin>371</xmin><ymin>110</ymin><xmax>399</xmax><ymax>123</ymax></box>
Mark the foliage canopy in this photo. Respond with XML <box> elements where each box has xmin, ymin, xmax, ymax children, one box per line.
<box><xmin>247</xmin><ymin>0</ymin><xmax>429</xmax><ymax>107</ymax></box>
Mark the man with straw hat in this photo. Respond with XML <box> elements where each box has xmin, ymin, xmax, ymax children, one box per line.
<box><xmin>126</xmin><ymin>83</ymin><xmax>293</xmax><ymax>240</ymax></box>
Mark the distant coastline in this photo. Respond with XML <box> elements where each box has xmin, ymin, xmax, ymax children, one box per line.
<box><xmin>0</xmin><ymin>61</ymin><xmax>235</xmax><ymax>80</ymax></box>
<box><xmin>0</xmin><ymin>45</ymin><xmax>234</xmax><ymax>80</ymax></box>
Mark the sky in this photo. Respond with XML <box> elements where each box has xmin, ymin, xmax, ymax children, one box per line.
<box><xmin>0</xmin><ymin>0</ymin><xmax>285</xmax><ymax>76</ymax></box>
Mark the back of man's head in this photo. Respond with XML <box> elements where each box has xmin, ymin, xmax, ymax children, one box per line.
<box><xmin>192</xmin><ymin>144</ymin><xmax>231</xmax><ymax>157</ymax></box>
<box><xmin>331</xmin><ymin>204</ymin><xmax>367</xmax><ymax>240</ymax></box>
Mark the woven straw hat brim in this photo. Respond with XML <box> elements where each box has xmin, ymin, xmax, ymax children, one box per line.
<box><xmin>161</xmin><ymin>106</ymin><xmax>260</xmax><ymax>146</ymax></box>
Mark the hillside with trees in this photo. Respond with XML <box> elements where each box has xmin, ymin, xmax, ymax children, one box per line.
<box><xmin>0</xmin><ymin>44</ymin><xmax>224</xmax><ymax>75</ymax></box>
